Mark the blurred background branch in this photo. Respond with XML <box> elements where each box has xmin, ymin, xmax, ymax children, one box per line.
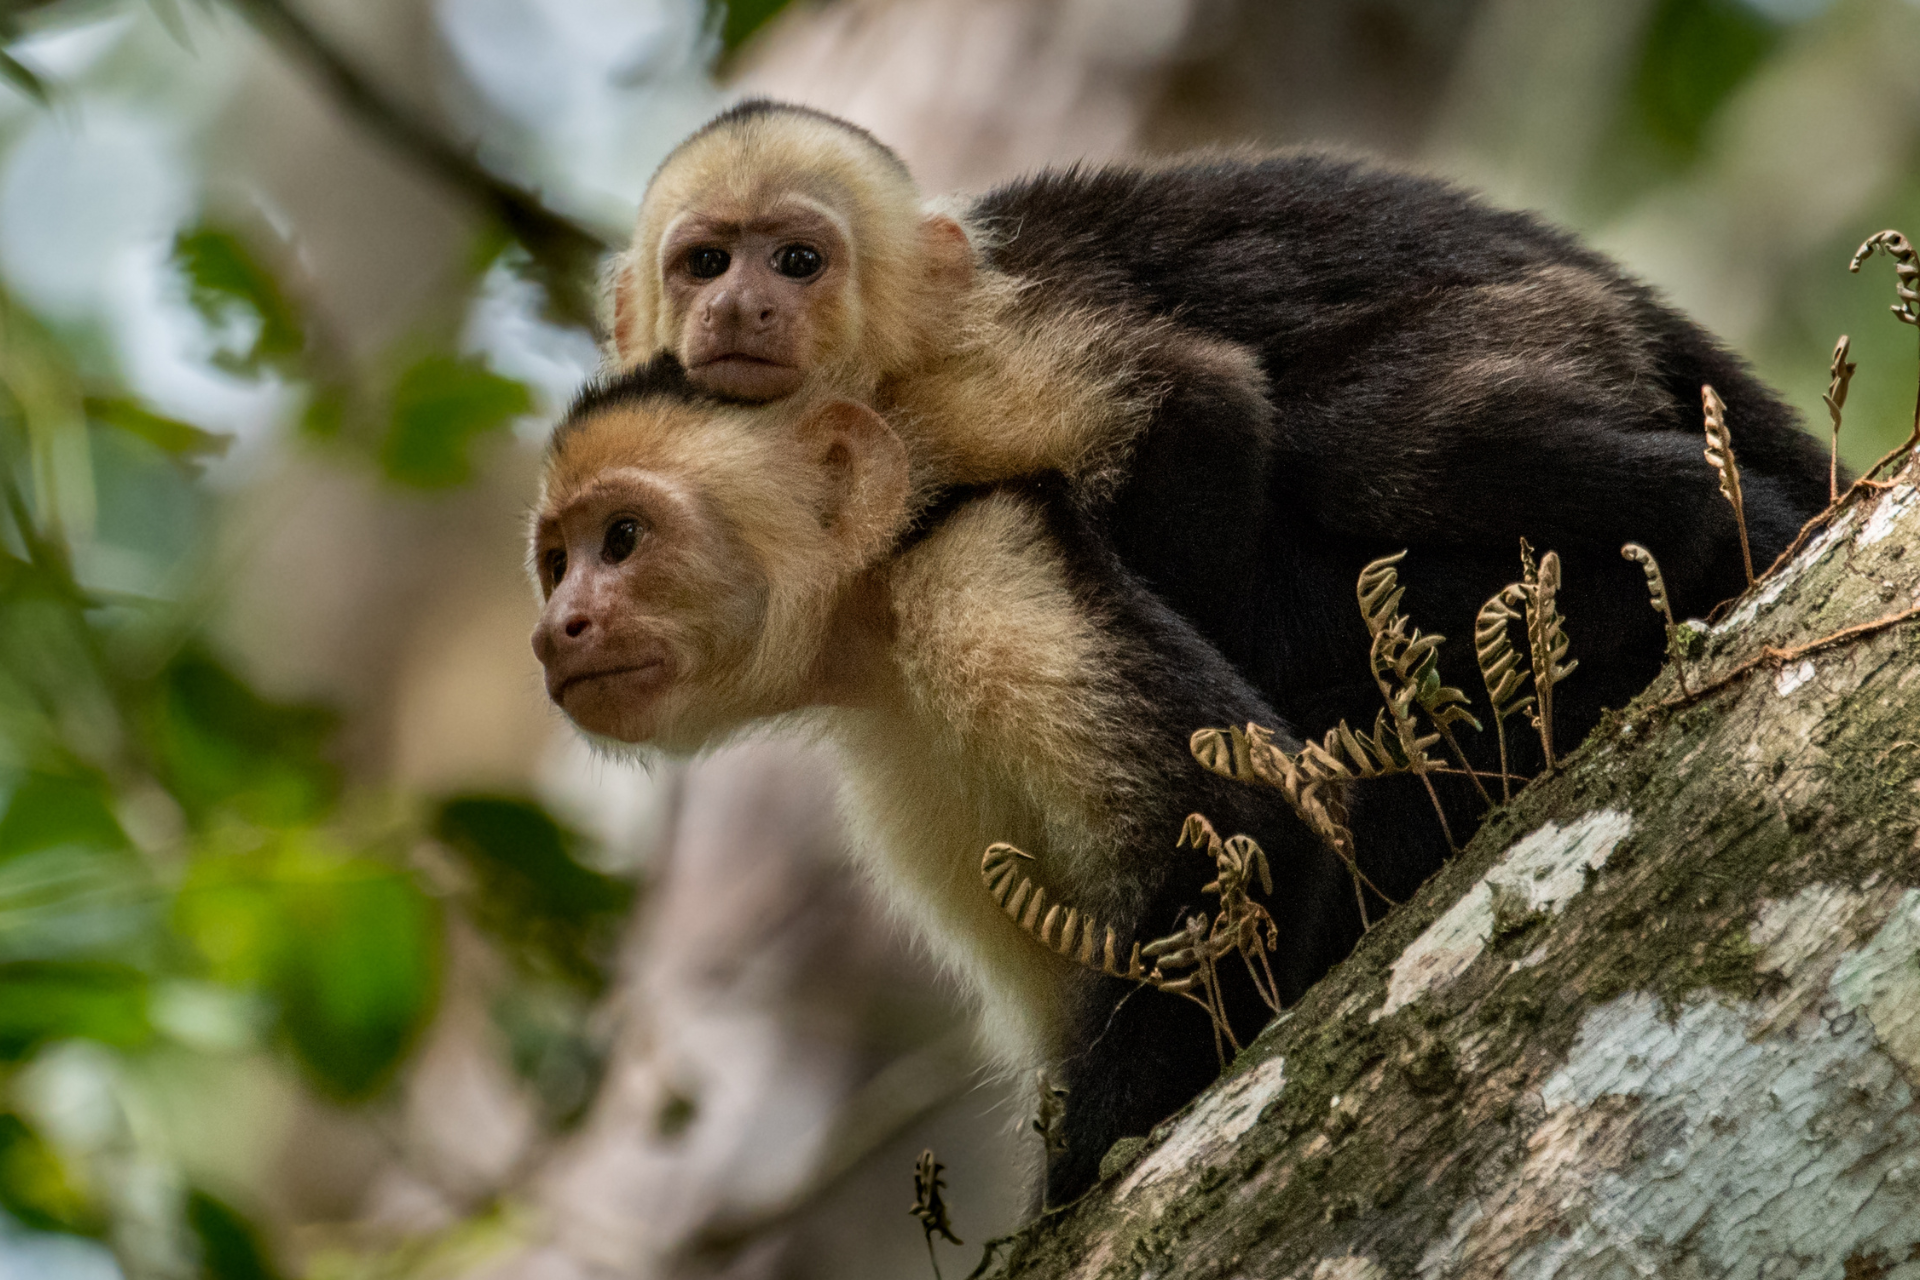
<box><xmin>219</xmin><ymin>0</ymin><xmax>610</xmax><ymax>331</ymax></box>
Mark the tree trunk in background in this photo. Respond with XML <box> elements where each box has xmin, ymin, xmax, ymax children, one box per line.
<box><xmin>975</xmin><ymin>466</ymin><xmax>1920</xmax><ymax>1276</ymax></box>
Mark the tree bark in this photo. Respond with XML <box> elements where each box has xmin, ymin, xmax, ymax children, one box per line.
<box><xmin>976</xmin><ymin>461</ymin><xmax>1920</xmax><ymax>1279</ymax></box>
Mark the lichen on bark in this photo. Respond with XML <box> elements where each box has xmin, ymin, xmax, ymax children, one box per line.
<box><xmin>974</xmin><ymin>467</ymin><xmax>1920</xmax><ymax>1280</ymax></box>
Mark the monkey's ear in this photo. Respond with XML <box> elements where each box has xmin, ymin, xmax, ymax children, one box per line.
<box><xmin>797</xmin><ymin>399</ymin><xmax>910</xmax><ymax>559</ymax></box>
<box><xmin>922</xmin><ymin>215</ymin><xmax>974</xmax><ymax>292</ymax></box>
<box><xmin>609</xmin><ymin>252</ymin><xmax>649</xmax><ymax>367</ymax></box>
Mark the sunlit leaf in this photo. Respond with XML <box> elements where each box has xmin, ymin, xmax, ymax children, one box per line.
<box><xmin>84</xmin><ymin>396</ymin><xmax>230</xmax><ymax>464</ymax></box>
<box><xmin>172</xmin><ymin>227</ymin><xmax>305</xmax><ymax>379</ymax></box>
<box><xmin>177</xmin><ymin>842</ymin><xmax>439</xmax><ymax>1101</ymax></box>
<box><xmin>185</xmin><ymin>1188</ymin><xmax>281</xmax><ymax>1280</ymax></box>
<box><xmin>0</xmin><ymin>1112</ymin><xmax>101</xmax><ymax>1236</ymax></box>
<box><xmin>142</xmin><ymin>647</ymin><xmax>339</xmax><ymax>828</ymax></box>
<box><xmin>433</xmin><ymin>795</ymin><xmax>635</xmax><ymax>992</ymax></box>
<box><xmin>380</xmin><ymin>355</ymin><xmax>530</xmax><ymax>489</ymax></box>
<box><xmin>0</xmin><ymin>961</ymin><xmax>150</xmax><ymax>1061</ymax></box>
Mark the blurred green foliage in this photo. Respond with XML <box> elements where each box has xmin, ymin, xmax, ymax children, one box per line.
<box><xmin>186</xmin><ymin>1189</ymin><xmax>283</xmax><ymax>1280</ymax></box>
<box><xmin>1587</xmin><ymin>0</ymin><xmax>1786</xmax><ymax>213</ymax></box>
<box><xmin>1630</xmin><ymin>0</ymin><xmax>1780</xmax><ymax>161</ymax></box>
<box><xmin>0</xmin><ymin>183</ymin><xmax>625</xmax><ymax>1269</ymax></box>
<box><xmin>382</xmin><ymin>355</ymin><xmax>533</xmax><ymax>489</ymax></box>
<box><xmin>709</xmin><ymin>0</ymin><xmax>794</xmax><ymax>56</ymax></box>
<box><xmin>433</xmin><ymin>795</ymin><xmax>634</xmax><ymax>994</ymax></box>
<box><xmin>434</xmin><ymin>796</ymin><xmax>636</xmax><ymax>1126</ymax></box>
<box><xmin>174</xmin><ymin>228</ymin><xmax>308</xmax><ymax>383</ymax></box>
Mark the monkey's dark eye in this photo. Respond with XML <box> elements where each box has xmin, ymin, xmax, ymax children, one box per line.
<box><xmin>686</xmin><ymin>247</ymin><xmax>730</xmax><ymax>279</ymax></box>
<box><xmin>774</xmin><ymin>244</ymin><xmax>823</xmax><ymax>279</ymax></box>
<box><xmin>545</xmin><ymin>547</ymin><xmax>567</xmax><ymax>587</ymax></box>
<box><xmin>602</xmin><ymin>518</ymin><xmax>641</xmax><ymax>564</ymax></box>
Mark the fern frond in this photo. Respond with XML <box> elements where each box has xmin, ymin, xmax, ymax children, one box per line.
<box><xmin>982</xmin><ymin>843</ymin><xmax>1148</xmax><ymax>980</ymax></box>
<box><xmin>1702</xmin><ymin>384</ymin><xmax>1754</xmax><ymax>585</ymax></box>
<box><xmin>1824</xmin><ymin>335</ymin><xmax>1857</xmax><ymax>504</ymax></box>
<box><xmin>1473</xmin><ymin>581</ymin><xmax>1531</xmax><ymax>803</ymax></box>
<box><xmin>1850</xmin><ymin>230</ymin><xmax>1919</xmax><ymax>326</ymax></box>
<box><xmin>1189</xmin><ymin>723</ymin><xmax>1397</xmax><ymax>922</ymax></box>
<box><xmin>1521</xmin><ymin>543</ymin><xmax>1578</xmax><ymax>770</ymax></box>
<box><xmin>1849</xmin><ymin>231</ymin><xmax>1920</xmax><ymax>486</ymax></box>
<box><xmin>1355</xmin><ymin>552</ymin><xmax>1488</xmax><ymax>809</ymax></box>
<box><xmin>1620</xmin><ymin>543</ymin><xmax>1674</xmax><ymax>629</ymax></box>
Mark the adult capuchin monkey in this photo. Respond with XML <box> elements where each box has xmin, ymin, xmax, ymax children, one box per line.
<box><xmin>531</xmin><ymin>362</ymin><xmax>1367</xmax><ymax>1208</ymax></box>
<box><xmin>578</xmin><ymin>102</ymin><xmax>1832</xmax><ymax>1202</ymax></box>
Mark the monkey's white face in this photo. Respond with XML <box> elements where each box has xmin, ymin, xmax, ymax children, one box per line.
<box><xmin>657</xmin><ymin>199</ymin><xmax>852</xmax><ymax>402</ymax></box>
<box><xmin>530</xmin><ymin>398</ymin><xmax>911</xmax><ymax>751</ymax></box>
<box><xmin>531</xmin><ymin>465</ymin><xmax>766</xmax><ymax>745</ymax></box>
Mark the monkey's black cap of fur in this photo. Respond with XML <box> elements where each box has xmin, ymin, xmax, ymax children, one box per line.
<box><xmin>551</xmin><ymin>354</ymin><xmax>712</xmax><ymax>453</ymax></box>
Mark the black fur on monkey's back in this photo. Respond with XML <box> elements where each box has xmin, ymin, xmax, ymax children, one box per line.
<box><xmin>973</xmin><ymin>152</ymin><xmax>1831</xmax><ymax>905</ymax></box>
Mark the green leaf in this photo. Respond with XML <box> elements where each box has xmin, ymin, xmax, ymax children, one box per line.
<box><xmin>0</xmin><ymin>1112</ymin><xmax>101</xmax><ymax>1236</ymax></box>
<box><xmin>274</xmin><ymin>859</ymin><xmax>438</xmax><ymax>1099</ymax></box>
<box><xmin>142</xmin><ymin>647</ymin><xmax>340</xmax><ymax>828</ymax></box>
<box><xmin>0</xmin><ymin>961</ymin><xmax>150</xmax><ymax>1061</ymax></box>
<box><xmin>1628</xmin><ymin>0</ymin><xmax>1781</xmax><ymax>161</ymax></box>
<box><xmin>84</xmin><ymin>396</ymin><xmax>231</xmax><ymax>464</ymax></box>
<box><xmin>172</xmin><ymin>228</ymin><xmax>305</xmax><ymax>379</ymax></box>
<box><xmin>708</xmin><ymin>0</ymin><xmax>794</xmax><ymax>54</ymax></box>
<box><xmin>0</xmin><ymin>771</ymin><xmax>128</xmax><ymax>859</ymax></box>
<box><xmin>381</xmin><ymin>355</ymin><xmax>531</xmax><ymax>489</ymax></box>
<box><xmin>433</xmin><ymin>795</ymin><xmax>635</xmax><ymax>992</ymax></box>
<box><xmin>185</xmin><ymin>1188</ymin><xmax>281</xmax><ymax>1280</ymax></box>
<box><xmin>177</xmin><ymin>843</ymin><xmax>439</xmax><ymax>1101</ymax></box>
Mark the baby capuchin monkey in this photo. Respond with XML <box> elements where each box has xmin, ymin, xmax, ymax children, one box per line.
<box><xmin>585</xmin><ymin>103</ymin><xmax>1834</xmax><ymax>1203</ymax></box>
<box><xmin>612</xmin><ymin>102</ymin><xmax>972</xmax><ymax>403</ymax></box>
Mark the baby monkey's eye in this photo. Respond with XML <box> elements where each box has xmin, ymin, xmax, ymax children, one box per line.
<box><xmin>774</xmin><ymin>244</ymin><xmax>823</xmax><ymax>279</ymax></box>
<box><xmin>602</xmin><ymin>518</ymin><xmax>641</xmax><ymax>564</ymax></box>
<box><xmin>545</xmin><ymin>547</ymin><xmax>567</xmax><ymax>587</ymax></box>
<box><xmin>686</xmin><ymin>246</ymin><xmax>730</xmax><ymax>278</ymax></box>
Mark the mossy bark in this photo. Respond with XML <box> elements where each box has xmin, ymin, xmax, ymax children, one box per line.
<box><xmin>974</xmin><ymin>466</ymin><xmax>1920</xmax><ymax>1280</ymax></box>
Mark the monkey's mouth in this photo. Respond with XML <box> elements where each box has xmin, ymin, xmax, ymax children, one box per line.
<box><xmin>688</xmin><ymin>354</ymin><xmax>804</xmax><ymax>401</ymax></box>
<box><xmin>550</xmin><ymin>658</ymin><xmax>670</xmax><ymax>708</ymax></box>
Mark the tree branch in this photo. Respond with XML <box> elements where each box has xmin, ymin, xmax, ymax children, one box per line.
<box><xmin>219</xmin><ymin>0</ymin><xmax>610</xmax><ymax>332</ymax></box>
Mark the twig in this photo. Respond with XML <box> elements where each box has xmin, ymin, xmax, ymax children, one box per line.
<box><xmin>1659</xmin><ymin>605</ymin><xmax>1920</xmax><ymax>711</ymax></box>
<box><xmin>218</xmin><ymin>0</ymin><xmax>609</xmax><ymax>330</ymax></box>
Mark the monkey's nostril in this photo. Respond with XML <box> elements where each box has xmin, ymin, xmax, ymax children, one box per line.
<box><xmin>565</xmin><ymin>617</ymin><xmax>590</xmax><ymax>639</ymax></box>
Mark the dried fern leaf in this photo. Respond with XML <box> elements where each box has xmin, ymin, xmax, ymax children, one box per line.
<box><xmin>1620</xmin><ymin>543</ymin><xmax>1674</xmax><ymax>629</ymax></box>
<box><xmin>1702</xmin><ymin>384</ymin><xmax>1755</xmax><ymax>585</ymax></box>
<box><xmin>1850</xmin><ymin>231</ymin><xmax>1920</xmax><ymax>327</ymax></box>
<box><xmin>1474</xmin><ymin>581</ymin><xmax>1533</xmax><ymax>802</ymax></box>
<box><xmin>1825</xmin><ymin>335</ymin><xmax>1857</xmax><ymax>504</ymax></box>
<box><xmin>1355</xmin><ymin>553</ymin><xmax>1488</xmax><ymax>818</ymax></box>
<box><xmin>1522</xmin><ymin>546</ymin><xmax>1578</xmax><ymax>770</ymax></box>
<box><xmin>982</xmin><ymin>843</ymin><xmax>1146</xmax><ymax>981</ymax></box>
